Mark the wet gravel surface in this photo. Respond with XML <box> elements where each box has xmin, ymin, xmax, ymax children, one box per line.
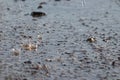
<box><xmin>0</xmin><ymin>0</ymin><xmax>120</xmax><ymax>80</ymax></box>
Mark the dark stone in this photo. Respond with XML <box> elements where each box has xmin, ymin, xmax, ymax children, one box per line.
<box><xmin>38</xmin><ymin>5</ymin><xmax>43</xmax><ymax>9</ymax></box>
<box><xmin>40</xmin><ymin>2</ymin><xmax>47</xmax><ymax>5</ymax></box>
<box><xmin>57</xmin><ymin>44</ymin><xmax>60</xmax><ymax>45</ymax></box>
<box><xmin>118</xmin><ymin>57</ymin><xmax>120</xmax><ymax>60</ymax></box>
<box><xmin>21</xmin><ymin>0</ymin><xmax>25</xmax><ymax>1</ymax></box>
<box><xmin>55</xmin><ymin>0</ymin><xmax>61</xmax><ymax>1</ymax></box>
<box><xmin>111</xmin><ymin>61</ymin><xmax>115</xmax><ymax>67</ymax></box>
<box><xmin>7</xmin><ymin>8</ymin><xmax>10</xmax><ymax>10</ymax></box>
<box><xmin>24</xmin><ymin>61</ymin><xmax>32</xmax><ymax>64</ymax></box>
<box><xmin>47</xmin><ymin>31</ymin><xmax>49</xmax><ymax>33</ymax></box>
<box><xmin>31</xmin><ymin>12</ymin><xmax>46</xmax><ymax>17</ymax></box>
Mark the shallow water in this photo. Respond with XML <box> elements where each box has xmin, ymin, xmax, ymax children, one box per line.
<box><xmin>0</xmin><ymin>0</ymin><xmax>120</xmax><ymax>80</ymax></box>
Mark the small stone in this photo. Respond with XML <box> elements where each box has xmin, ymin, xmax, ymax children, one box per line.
<box><xmin>38</xmin><ymin>5</ymin><xmax>43</xmax><ymax>9</ymax></box>
<box><xmin>40</xmin><ymin>2</ymin><xmax>47</xmax><ymax>5</ymax></box>
<box><xmin>24</xmin><ymin>61</ymin><xmax>32</xmax><ymax>64</ymax></box>
<box><xmin>87</xmin><ymin>37</ymin><xmax>96</xmax><ymax>43</ymax></box>
<box><xmin>103</xmin><ymin>37</ymin><xmax>112</xmax><ymax>42</ymax></box>
<box><xmin>7</xmin><ymin>8</ymin><xmax>10</xmax><ymax>10</ymax></box>
<box><xmin>22</xmin><ymin>43</ymin><xmax>37</xmax><ymax>51</ymax></box>
<box><xmin>31</xmin><ymin>12</ymin><xmax>46</xmax><ymax>17</ymax></box>
<box><xmin>38</xmin><ymin>34</ymin><xmax>42</xmax><ymax>40</ymax></box>
<box><xmin>12</xmin><ymin>49</ymin><xmax>20</xmax><ymax>56</ymax></box>
<box><xmin>111</xmin><ymin>60</ymin><xmax>120</xmax><ymax>67</ymax></box>
<box><xmin>32</xmin><ymin>64</ymin><xmax>41</xmax><ymax>70</ymax></box>
<box><xmin>118</xmin><ymin>57</ymin><xmax>120</xmax><ymax>60</ymax></box>
<box><xmin>21</xmin><ymin>0</ymin><xmax>25</xmax><ymax>1</ymax></box>
<box><xmin>45</xmin><ymin>58</ymin><xmax>53</xmax><ymax>62</ymax></box>
<box><xmin>55</xmin><ymin>0</ymin><xmax>61</xmax><ymax>1</ymax></box>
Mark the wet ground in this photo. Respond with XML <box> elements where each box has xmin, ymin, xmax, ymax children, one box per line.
<box><xmin>0</xmin><ymin>0</ymin><xmax>120</xmax><ymax>80</ymax></box>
